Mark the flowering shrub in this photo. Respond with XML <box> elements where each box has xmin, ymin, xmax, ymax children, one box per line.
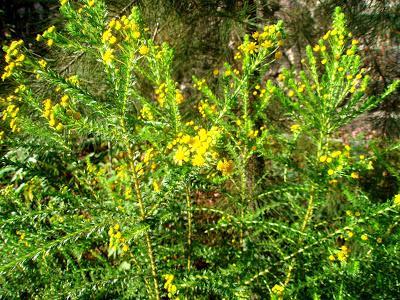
<box><xmin>1</xmin><ymin>1</ymin><xmax>399</xmax><ymax>299</ymax></box>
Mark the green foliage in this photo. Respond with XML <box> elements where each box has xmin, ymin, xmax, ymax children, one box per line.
<box><xmin>1</xmin><ymin>2</ymin><xmax>399</xmax><ymax>299</ymax></box>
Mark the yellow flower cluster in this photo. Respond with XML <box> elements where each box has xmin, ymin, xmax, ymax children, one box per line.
<box><xmin>60</xmin><ymin>94</ymin><xmax>69</xmax><ymax>107</ymax></box>
<box><xmin>16</xmin><ymin>230</ymin><xmax>29</xmax><ymax>247</ymax></box>
<box><xmin>1</xmin><ymin>92</ymin><xmax>25</xmax><ymax>134</ymax></box>
<box><xmin>108</xmin><ymin>224</ymin><xmax>129</xmax><ymax>254</ymax></box>
<box><xmin>193</xmin><ymin>79</ymin><xmax>206</xmax><ymax>91</ymax></box>
<box><xmin>100</xmin><ymin>15</ymin><xmax>142</xmax><ymax>64</ymax></box>
<box><xmin>216</xmin><ymin>158</ymin><xmax>234</xmax><ymax>176</ymax></box>
<box><xmin>163</xmin><ymin>274</ymin><xmax>177</xmax><ymax>298</ymax></box>
<box><xmin>329</xmin><ymin>245</ymin><xmax>350</xmax><ymax>263</ymax></box>
<box><xmin>271</xmin><ymin>284</ymin><xmax>284</xmax><ymax>295</ymax></box>
<box><xmin>42</xmin><ymin>99</ymin><xmax>63</xmax><ymax>131</ymax></box>
<box><xmin>140</xmin><ymin>104</ymin><xmax>154</xmax><ymax>121</ymax></box>
<box><xmin>139</xmin><ymin>45</ymin><xmax>149</xmax><ymax>55</ymax></box>
<box><xmin>320</xmin><ymin>145</ymin><xmax>373</xmax><ymax>183</ymax></box>
<box><xmin>102</xmin><ymin>49</ymin><xmax>114</xmax><ymax>65</ymax></box>
<box><xmin>175</xmin><ymin>90</ymin><xmax>184</xmax><ymax>104</ymax></box>
<box><xmin>238</xmin><ymin>23</ymin><xmax>283</xmax><ymax>55</ymax></box>
<box><xmin>198</xmin><ymin>100</ymin><xmax>216</xmax><ymax>118</ymax></box>
<box><xmin>2</xmin><ymin>103</ymin><xmax>20</xmax><ymax>133</ymax></box>
<box><xmin>290</xmin><ymin>124</ymin><xmax>301</xmax><ymax>134</ymax></box>
<box><xmin>247</xmin><ymin>129</ymin><xmax>259</xmax><ymax>139</ymax></box>
<box><xmin>252</xmin><ymin>84</ymin><xmax>267</xmax><ymax>97</ymax></box>
<box><xmin>319</xmin><ymin>147</ymin><xmax>350</xmax><ymax>179</ymax></box>
<box><xmin>394</xmin><ymin>194</ymin><xmax>400</xmax><ymax>206</ymax></box>
<box><xmin>36</xmin><ymin>25</ymin><xmax>56</xmax><ymax>47</ymax></box>
<box><xmin>2</xmin><ymin>40</ymin><xmax>25</xmax><ymax>80</ymax></box>
<box><xmin>169</xmin><ymin>127</ymin><xmax>220</xmax><ymax>167</ymax></box>
<box><xmin>155</xmin><ymin>83</ymin><xmax>167</xmax><ymax>107</ymax></box>
<box><xmin>347</xmin><ymin>69</ymin><xmax>367</xmax><ymax>94</ymax></box>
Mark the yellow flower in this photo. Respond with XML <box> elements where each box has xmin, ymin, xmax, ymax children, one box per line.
<box><xmin>192</xmin><ymin>153</ymin><xmax>206</xmax><ymax>167</ymax></box>
<box><xmin>350</xmin><ymin>172</ymin><xmax>359</xmax><ymax>179</ymax></box>
<box><xmin>290</xmin><ymin>124</ymin><xmax>300</xmax><ymax>133</ymax></box>
<box><xmin>327</xmin><ymin>169</ymin><xmax>334</xmax><ymax>176</ymax></box>
<box><xmin>133</xmin><ymin>31</ymin><xmax>141</xmax><ymax>39</ymax></box>
<box><xmin>287</xmin><ymin>90</ymin><xmax>294</xmax><ymax>97</ymax></box>
<box><xmin>55</xmin><ymin>123</ymin><xmax>64</xmax><ymax>131</ymax></box>
<box><xmin>139</xmin><ymin>45</ymin><xmax>149</xmax><ymax>55</ymax></box>
<box><xmin>38</xmin><ymin>59</ymin><xmax>47</xmax><ymax>68</ymax></box>
<box><xmin>272</xmin><ymin>284</ymin><xmax>284</xmax><ymax>295</ymax></box>
<box><xmin>153</xmin><ymin>181</ymin><xmax>160</xmax><ymax>192</ymax></box>
<box><xmin>175</xmin><ymin>90</ymin><xmax>184</xmax><ymax>104</ymax></box>
<box><xmin>319</xmin><ymin>155</ymin><xmax>327</xmax><ymax>163</ymax></box>
<box><xmin>47</xmin><ymin>25</ymin><xmax>56</xmax><ymax>34</ymax></box>
<box><xmin>337</xmin><ymin>252</ymin><xmax>346</xmax><ymax>261</ymax></box>
<box><xmin>109</xmin><ymin>35</ymin><xmax>117</xmax><ymax>45</ymax></box>
<box><xmin>394</xmin><ymin>194</ymin><xmax>400</xmax><ymax>206</ymax></box>
<box><xmin>173</xmin><ymin>146</ymin><xmax>190</xmax><ymax>166</ymax></box>
<box><xmin>243</xmin><ymin>42</ymin><xmax>258</xmax><ymax>54</ymax></box>
<box><xmin>102</xmin><ymin>49</ymin><xmax>114</xmax><ymax>64</ymax></box>
<box><xmin>361</xmin><ymin>234</ymin><xmax>368</xmax><ymax>241</ymax></box>
<box><xmin>122</xmin><ymin>244</ymin><xmax>129</xmax><ymax>252</ymax></box>
<box><xmin>47</xmin><ymin>39</ymin><xmax>54</xmax><ymax>47</ymax></box>
<box><xmin>213</xmin><ymin>69</ymin><xmax>219</xmax><ymax>76</ymax></box>
<box><xmin>60</xmin><ymin>95</ymin><xmax>69</xmax><ymax>107</ymax></box>
<box><xmin>347</xmin><ymin>231</ymin><xmax>354</xmax><ymax>238</ymax></box>
<box><xmin>329</xmin><ymin>254</ymin><xmax>335</xmax><ymax>261</ymax></box>
<box><xmin>102</xmin><ymin>29</ymin><xmax>112</xmax><ymax>43</ymax></box>
<box><xmin>60</xmin><ymin>0</ymin><xmax>68</xmax><ymax>5</ymax></box>
<box><xmin>247</xmin><ymin>129</ymin><xmax>259</xmax><ymax>139</ymax></box>
<box><xmin>217</xmin><ymin>158</ymin><xmax>234</xmax><ymax>176</ymax></box>
<box><xmin>261</xmin><ymin>40</ymin><xmax>272</xmax><ymax>48</ymax></box>
<box><xmin>313</xmin><ymin>45</ymin><xmax>320</xmax><ymax>52</ymax></box>
<box><xmin>88</xmin><ymin>0</ymin><xmax>95</xmax><ymax>7</ymax></box>
<box><xmin>49</xmin><ymin>117</ymin><xmax>56</xmax><ymax>127</ymax></box>
<box><xmin>331</xmin><ymin>150</ymin><xmax>341</xmax><ymax>158</ymax></box>
<box><xmin>274</xmin><ymin>51</ymin><xmax>282</xmax><ymax>59</ymax></box>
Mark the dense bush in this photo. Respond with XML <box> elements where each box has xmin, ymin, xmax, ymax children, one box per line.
<box><xmin>0</xmin><ymin>1</ymin><xmax>399</xmax><ymax>299</ymax></box>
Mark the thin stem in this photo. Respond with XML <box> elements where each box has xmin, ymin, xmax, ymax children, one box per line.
<box><xmin>127</xmin><ymin>146</ymin><xmax>161</xmax><ymax>300</ymax></box>
<box><xmin>282</xmin><ymin>130</ymin><xmax>324</xmax><ymax>288</ymax></box>
<box><xmin>186</xmin><ymin>185</ymin><xmax>192</xmax><ymax>274</ymax></box>
<box><xmin>116</xmin><ymin>44</ymin><xmax>160</xmax><ymax>299</ymax></box>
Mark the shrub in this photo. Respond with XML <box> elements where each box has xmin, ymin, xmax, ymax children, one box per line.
<box><xmin>0</xmin><ymin>1</ymin><xmax>399</xmax><ymax>299</ymax></box>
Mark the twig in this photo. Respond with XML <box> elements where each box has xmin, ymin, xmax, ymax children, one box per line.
<box><xmin>60</xmin><ymin>52</ymin><xmax>84</xmax><ymax>74</ymax></box>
